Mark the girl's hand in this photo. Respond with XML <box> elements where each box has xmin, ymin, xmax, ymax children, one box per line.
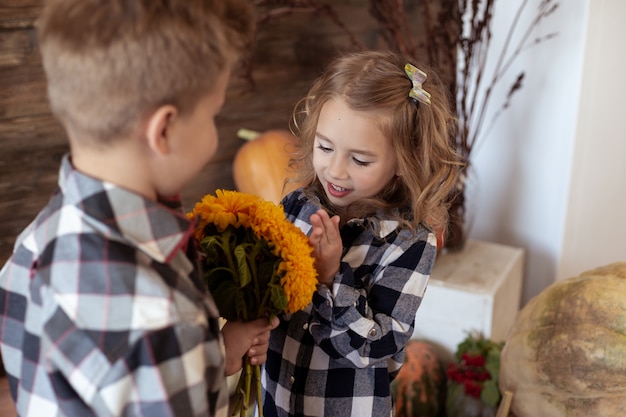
<box><xmin>309</xmin><ymin>209</ymin><xmax>342</xmax><ymax>287</ymax></box>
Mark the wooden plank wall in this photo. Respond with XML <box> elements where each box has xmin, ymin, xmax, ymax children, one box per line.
<box><xmin>0</xmin><ymin>1</ymin><xmax>432</xmax><ymax>265</ymax></box>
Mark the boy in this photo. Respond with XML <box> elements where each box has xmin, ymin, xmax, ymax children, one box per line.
<box><xmin>0</xmin><ymin>1</ymin><xmax>277</xmax><ymax>416</ymax></box>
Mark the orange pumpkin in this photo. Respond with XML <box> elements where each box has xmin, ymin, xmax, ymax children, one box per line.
<box><xmin>391</xmin><ymin>340</ymin><xmax>445</xmax><ymax>417</ymax></box>
<box><xmin>232</xmin><ymin>128</ymin><xmax>305</xmax><ymax>203</ymax></box>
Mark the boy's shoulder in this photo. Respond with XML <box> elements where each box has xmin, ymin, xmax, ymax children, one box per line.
<box><xmin>10</xmin><ymin>155</ymin><xmax>191</xmax><ymax>268</ymax></box>
<box><xmin>2</xmin><ymin>156</ymin><xmax>204</xmax><ymax>333</ymax></box>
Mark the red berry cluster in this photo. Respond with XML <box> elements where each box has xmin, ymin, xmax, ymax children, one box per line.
<box><xmin>446</xmin><ymin>353</ymin><xmax>491</xmax><ymax>398</ymax></box>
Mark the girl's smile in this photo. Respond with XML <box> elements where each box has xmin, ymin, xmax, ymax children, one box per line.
<box><xmin>326</xmin><ymin>181</ymin><xmax>351</xmax><ymax>198</ymax></box>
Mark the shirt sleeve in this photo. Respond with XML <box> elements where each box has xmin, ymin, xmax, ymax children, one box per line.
<box><xmin>43</xmin><ymin>309</ymin><xmax>230</xmax><ymax>417</ymax></box>
<box><xmin>308</xmin><ymin>237</ymin><xmax>435</xmax><ymax>368</ymax></box>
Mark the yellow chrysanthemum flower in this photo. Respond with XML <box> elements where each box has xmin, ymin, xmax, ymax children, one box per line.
<box><xmin>187</xmin><ymin>189</ymin><xmax>317</xmax><ymax>315</ymax></box>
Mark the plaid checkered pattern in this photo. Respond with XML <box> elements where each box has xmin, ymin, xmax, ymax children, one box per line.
<box><xmin>0</xmin><ymin>155</ymin><xmax>230</xmax><ymax>417</ymax></box>
<box><xmin>261</xmin><ymin>190</ymin><xmax>437</xmax><ymax>417</ymax></box>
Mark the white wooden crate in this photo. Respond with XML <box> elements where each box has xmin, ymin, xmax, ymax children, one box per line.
<box><xmin>412</xmin><ymin>240</ymin><xmax>524</xmax><ymax>355</ymax></box>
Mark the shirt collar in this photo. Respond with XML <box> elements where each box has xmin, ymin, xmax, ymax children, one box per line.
<box><xmin>345</xmin><ymin>216</ymin><xmax>400</xmax><ymax>239</ymax></box>
<box><xmin>59</xmin><ymin>154</ymin><xmax>194</xmax><ymax>263</ymax></box>
<box><xmin>297</xmin><ymin>189</ymin><xmax>402</xmax><ymax>239</ymax></box>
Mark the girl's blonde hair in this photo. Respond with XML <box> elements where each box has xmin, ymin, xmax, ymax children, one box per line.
<box><xmin>290</xmin><ymin>50</ymin><xmax>462</xmax><ymax>234</ymax></box>
<box><xmin>38</xmin><ymin>0</ymin><xmax>254</xmax><ymax>144</ymax></box>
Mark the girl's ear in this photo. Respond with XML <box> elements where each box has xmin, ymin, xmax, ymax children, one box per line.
<box><xmin>144</xmin><ymin>105</ymin><xmax>178</xmax><ymax>155</ymax></box>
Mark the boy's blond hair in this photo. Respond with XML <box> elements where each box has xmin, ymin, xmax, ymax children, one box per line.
<box><xmin>37</xmin><ymin>0</ymin><xmax>255</xmax><ymax>144</ymax></box>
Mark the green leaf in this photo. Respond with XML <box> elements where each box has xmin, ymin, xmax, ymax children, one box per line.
<box><xmin>200</xmin><ymin>236</ymin><xmax>221</xmax><ymax>260</ymax></box>
<box><xmin>445</xmin><ymin>382</ymin><xmax>466</xmax><ymax>416</ymax></box>
<box><xmin>485</xmin><ymin>349</ymin><xmax>501</xmax><ymax>381</ymax></box>
<box><xmin>205</xmin><ymin>267</ymin><xmax>235</xmax><ymax>292</ymax></box>
<box><xmin>480</xmin><ymin>380</ymin><xmax>501</xmax><ymax>407</ymax></box>
<box><xmin>234</xmin><ymin>287</ymin><xmax>249</xmax><ymax>321</ymax></box>
<box><xmin>211</xmin><ymin>280</ymin><xmax>240</xmax><ymax>321</ymax></box>
<box><xmin>255</xmin><ymin>261</ymin><xmax>273</xmax><ymax>288</ymax></box>
<box><xmin>234</xmin><ymin>244</ymin><xmax>252</xmax><ymax>288</ymax></box>
<box><xmin>269</xmin><ymin>283</ymin><xmax>288</xmax><ymax>313</ymax></box>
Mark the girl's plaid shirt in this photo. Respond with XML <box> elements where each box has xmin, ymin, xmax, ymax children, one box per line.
<box><xmin>261</xmin><ymin>190</ymin><xmax>437</xmax><ymax>417</ymax></box>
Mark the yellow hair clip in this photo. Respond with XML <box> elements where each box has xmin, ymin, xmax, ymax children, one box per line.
<box><xmin>404</xmin><ymin>63</ymin><xmax>431</xmax><ymax>106</ymax></box>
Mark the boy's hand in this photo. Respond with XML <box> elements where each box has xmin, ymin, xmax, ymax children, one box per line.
<box><xmin>221</xmin><ymin>317</ymin><xmax>279</xmax><ymax>376</ymax></box>
<box><xmin>309</xmin><ymin>209</ymin><xmax>342</xmax><ymax>287</ymax></box>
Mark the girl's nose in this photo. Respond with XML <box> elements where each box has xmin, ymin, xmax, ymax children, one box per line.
<box><xmin>328</xmin><ymin>155</ymin><xmax>348</xmax><ymax>180</ymax></box>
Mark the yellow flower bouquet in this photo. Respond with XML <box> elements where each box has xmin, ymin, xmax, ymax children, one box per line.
<box><xmin>187</xmin><ymin>190</ymin><xmax>317</xmax><ymax>417</ymax></box>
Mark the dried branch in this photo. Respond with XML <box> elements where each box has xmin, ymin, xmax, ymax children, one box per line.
<box><xmin>254</xmin><ymin>0</ymin><xmax>362</xmax><ymax>47</ymax></box>
<box><xmin>241</xmin><ymin>0</ymin><xmax>362</xmax><ymax>88</ymax></box>
<box><xmin>459</xmin><ymin>0</ymin><xmax>560</xmax><ymax>161</ymax></box>
<box><xmin>367</xmin><ymin>0</ymin><xmax>461</xmax><ymax>113</ymax></box>
<box><xmin>364</xmin><ymin>0</ymin><xmax>559</xmax><ymax>249</ymax></box>
<box><xmin>368</xmin><ymin>0</ymin><xmax>417</xmax><ymax>57</ymax></box>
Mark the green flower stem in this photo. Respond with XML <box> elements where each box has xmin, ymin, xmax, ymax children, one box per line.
<box><xmin>217</xmin><ymin>229</ymin><xmax>238</xmax><ymax>282</ymax></box>
<box><xmin>243</xmin><ymin>361</ymin><xmax>253</xmax><ymax>417</ymax></box>
<box><xmin>256</xmin><ymin>262</ymin><xmax>281</xmax><ymax>318</ymax></box>
<box><xmin>257</xmin><ymin>283</ymin><xmax>273</xmax><ymax>318</ymax></box>
<box><xmin>255</xmin><ymin>364</ymin><xmax>263</xmax><ymax>417</ymax></box>
<box><xmin>248</xmin><ymin>238</ymin><xmax>265</xmax><ymax>309</ymax></box>
<box><xmin>232</xmin><ymin>368</ymin><xmax>245</xmax><ymax>415</ymax></box>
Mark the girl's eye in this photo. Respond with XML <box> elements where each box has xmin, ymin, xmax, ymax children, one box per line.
<box><xmin>317</xmin><ymin>144</ymin><xmax>332</xmax><ymax>153</ymax></box>
<box><xmin>353</xmin><ymin>158</ymin><xmax>370</xmax><ymax>167</ymax></box>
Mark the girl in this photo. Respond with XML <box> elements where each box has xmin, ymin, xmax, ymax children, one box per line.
<box><xmin>262</xmin><ymin>50</ymin><xmax>461</xmax><ymax>417</ymax></box>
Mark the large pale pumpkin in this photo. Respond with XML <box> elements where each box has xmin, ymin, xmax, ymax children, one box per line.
<box><xmin>233</xmin><ymin>128</ymin><xmax>304</xmax><ymax>204</ymax></box>
<box><xmin>499</xmin><ymin>262</ymin><xmax>626</xmax><ymax>417</ymax></box>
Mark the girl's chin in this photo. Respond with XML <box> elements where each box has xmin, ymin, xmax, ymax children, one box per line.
<box><xmin>324</xmin><ymin>192</ymin><xmax>353</xmax><ymax>209</ymax></box>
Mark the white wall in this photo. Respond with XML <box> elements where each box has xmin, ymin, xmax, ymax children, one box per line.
<box><xmin>463</xmin><ymin>0</ymin><xmax>606</xmax><ymax>304</ymax></box>
<box><xmin>557</xmin><ymin>0</ymin><xmax>626</xmax><ymax>280</ymax></box>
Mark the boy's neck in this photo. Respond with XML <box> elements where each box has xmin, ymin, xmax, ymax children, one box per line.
<box><xmin>70</xmin><ymin>138</ymin><xmax>158</xmax><ymax>202</ymax></box>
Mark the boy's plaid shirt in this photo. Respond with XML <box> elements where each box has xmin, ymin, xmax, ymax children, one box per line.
<box><xmin>261</xmin><ymin>190</ymin><xmax>437</xmax><ymax>417</ymax></box>
<box><xmin>0</xmin><ymin>155</ymin><xmax>230</xmax><ymax>417</ymax></box>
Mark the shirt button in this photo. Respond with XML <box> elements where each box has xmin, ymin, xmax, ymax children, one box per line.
<box><xmin>289</xmin><ymin>376</ymin><xmax>295</xmax><ymax>384</ymax></box>
<box><xmin>302</xmin><ymin>323</ymin><xmax>309</xmax><ymax>330</ymax></box>
<box><xmin>369</xmin><ymin>328</ymin><xmax>377</xmax><ymax>337</ymax></box>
